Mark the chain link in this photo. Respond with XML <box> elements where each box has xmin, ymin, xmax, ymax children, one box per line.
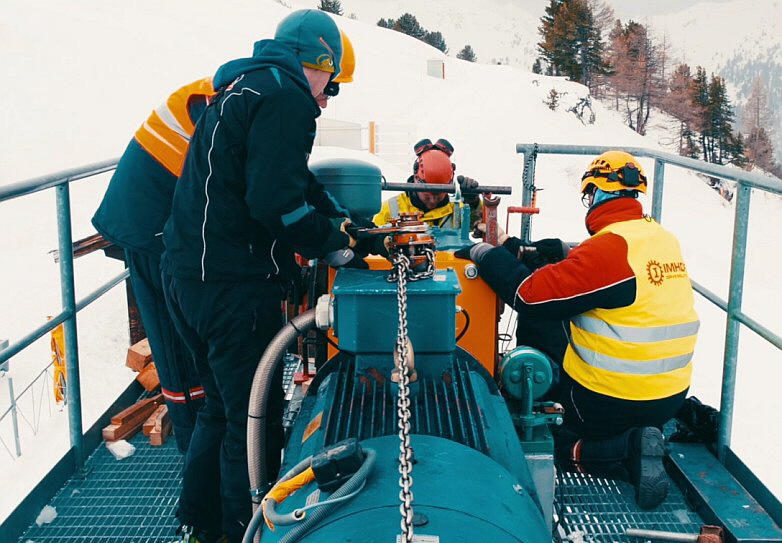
<box><xmin>392</xmin><ymin>252</ymin><xmax>415</xmax><ymax>542</ymax></box>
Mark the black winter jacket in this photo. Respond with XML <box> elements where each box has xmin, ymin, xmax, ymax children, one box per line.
<box><xmin>162</xmin><ymin>41</ymin><xmax>348</xmax><ymax>282</ymax></box>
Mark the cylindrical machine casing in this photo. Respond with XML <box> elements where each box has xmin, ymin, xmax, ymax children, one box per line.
<box><xmin>310</xmin><ymin>158</ymin><xmax>382</xmax><ymax>221</ymax></box>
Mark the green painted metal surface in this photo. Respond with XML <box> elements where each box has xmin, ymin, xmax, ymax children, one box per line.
<box><xmin>17</xmin><ymin>432</ymin><xmax>182</xmax><ymax>543</ymax></box>
<box><xmin>332</xmin><ymin>268</ymin><xmax>461</xmax><ymax>353</ymax></box>
<box><xmin>667</xmin><ymin>442</ymin><xmax>782</xmax><ymax>543</ymax></box>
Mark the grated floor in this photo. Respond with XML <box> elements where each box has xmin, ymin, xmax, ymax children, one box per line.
<box><xmin>555</xmin><ymin>469</ymin><xmax>703</xmax><ymax>543</ymax></box>
<box><xmin>18</xmin><ymin>432</ymin><xmax>182</xmax><ymax>543</ymax></box>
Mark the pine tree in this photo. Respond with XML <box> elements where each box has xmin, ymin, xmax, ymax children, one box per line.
<box><xmin>317</xmin><ymin>0</ymin><xmax>343</xmax><ymax>16</ymax></box>
<box><xmin>662</xmin><ymin>64</ymin><xmax>702</xmax><ymax>158</ymax></box>
<box><xmin>457</xmin><ymin>45</ymin><xmax>477</xmax><ymax>62</ymax></box>
<box><xmin>394</xmin><ymin>13</ymin><xmax>426</xmax><ymax>40</ymax></box>
<box><xmin>532</xmin><ymin>58</ymin><xmax>542</xmax><ymax>73</ymax></box>
<box><xmin>377</xmin><ymin>18</ymin><xmax>394</xmax><ymax>29</ymax></box>
<box><xmin>537</xmin><ymin>0</ymin><xmax>608</xmax><ymax>89</ymax></box>
<box><xmin>424</xmin><ymin>31</ymin><xmax>447</xmax><ymax>53</ymax></box>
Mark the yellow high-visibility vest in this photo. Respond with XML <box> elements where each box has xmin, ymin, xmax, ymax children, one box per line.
<box><xmin>563</xmin><ymin>218</ymin><xmax>699</xmax><ymax>401</ymax></box>
<box><xmin>134</xmin><ymin>77</ymin><xmax>214</xmax><ymax>176</ymax></box>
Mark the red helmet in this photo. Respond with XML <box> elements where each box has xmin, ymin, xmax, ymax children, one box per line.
<box><xmin>415</xmin><ymin>149</ymin><xmax>454</xmax><ymax>184</ymax></box>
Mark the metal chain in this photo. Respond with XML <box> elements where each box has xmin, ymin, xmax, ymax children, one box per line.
<box><xmin>392</xmin><ymin>252</ymin><xmax>415</xmax><ymax>542</ymax></box>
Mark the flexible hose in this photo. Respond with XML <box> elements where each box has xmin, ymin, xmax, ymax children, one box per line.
<box><xmin>247</xmin><ymin>310</ymin><xmax>317</xmax><ymax>516</ymax></box>
<box><xmin>279</xmin><ymin>448</ymin><xmax>376</xmax><ymax>543</ymax></box>
<box><xmin>243</xmin><ymin>448</ymin><xmax>376</xmax><ymax>543</ymax></box>
<box><xmin>243</xmin><ymin>456</ymin><xmax>313</xmax><ymax>543</ymax></box>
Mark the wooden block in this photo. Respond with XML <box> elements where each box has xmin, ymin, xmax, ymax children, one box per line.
<box><xmin>136</xmin><ymin>362</ymin><xmax>160</xmax><ymax>392</ymax></box>
<box><xmin>102</xmin><ymin>395</ymin><xmax>162</xmax><ymax>441</ymax></box>
<box><xmin>143</xmin><ymin>404</ymin><xmax>168</xmax><ymax>436</ymax></box>
<box><xmin>148</xmin><ymin>405</ymin><xmax>172</xmax><ymax>446</ymax></box>
<box><xmin>126</xmin><ymin>338</ymin><xmax>153</xmax><ymax>372</ymax></box>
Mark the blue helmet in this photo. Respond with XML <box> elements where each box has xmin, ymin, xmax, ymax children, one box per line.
<box><xmin>275</xmin><ymin>9</ymin><xmax>342</xmax><ymax>74</ymax></box>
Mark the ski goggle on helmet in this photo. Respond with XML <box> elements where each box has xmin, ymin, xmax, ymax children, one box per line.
<box><xmin>580</xmin><ymin>150</ymin><xmax>647</xmax><ymax>195</ymax></box>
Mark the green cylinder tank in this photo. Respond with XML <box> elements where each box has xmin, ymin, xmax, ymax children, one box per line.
<box><xmin>310</xmin><ymin>158</ymin><xmax>382</xmax><ymax>221</ymax></box>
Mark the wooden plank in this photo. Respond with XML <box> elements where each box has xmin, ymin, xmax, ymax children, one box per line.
<box><xmin>136</xmin><ymin>362</ymin><xmax>160</xmax><ymax>392</ymax></box>
<box><xmin>101</xmin><ymin>395</ymin><xmax>162</xmax><ymax>442</ymax></box>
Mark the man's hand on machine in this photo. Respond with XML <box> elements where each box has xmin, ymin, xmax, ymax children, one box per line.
<box><xmin>473</xmin><ymin>222</ymin><xmax>510</xmax><ymax>245</ymax></box>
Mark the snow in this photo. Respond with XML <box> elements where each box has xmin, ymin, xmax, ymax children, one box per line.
<box><xmin>105</xmin><ymin>439</ymin><xmax>136</xmax><ymax>461</ymax></box>
<box><xmin>1</xmin><ymin>0</ymin><xmax>781</xmax><ymax>527</ymax></box>
<box><xmin>33</xmin><ymin>506</ymin><xmax>57</xmax><ymax>527</ymax></box>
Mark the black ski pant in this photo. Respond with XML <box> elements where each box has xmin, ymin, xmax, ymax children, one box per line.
<box><xmin>163</xmin><ymin>275</ymin><xmax>284</xmax><ymax>542</ymax></box>
<box><xmin>125</xmin><ymin>249</ymin><xmax>203</xmax><ymax>453</ymax></box>
<box><xmin>553</xmin><ymin>371</ymin><xmax>687</xmax><ymax>475</ymax></box>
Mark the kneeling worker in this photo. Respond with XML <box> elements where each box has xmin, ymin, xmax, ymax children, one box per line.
<box><xmin>457</xmin><ymin>150</ymin><xmax>699</xmax><ymax>510</ymax></box>
<box><xmin>373</xmin><ymin>138</ymin><xmax>482</xmax><ymax>228</ymax></box>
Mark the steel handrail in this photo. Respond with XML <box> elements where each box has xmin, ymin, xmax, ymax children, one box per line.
<box><xmin>0</xmin><ymin>159</ymin><xmax>120</xmax><ymax>469</ymax></box>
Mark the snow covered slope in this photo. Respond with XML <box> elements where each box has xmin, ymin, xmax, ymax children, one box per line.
<box><xmin>646</xmin><ymin>0</ymin><xmax>782</xmax><ymax>156</ymax></box>
<box><xmin>1</xmin><ymin>0</ymin><xmax>781</xmax><ymax>521</ymax></box>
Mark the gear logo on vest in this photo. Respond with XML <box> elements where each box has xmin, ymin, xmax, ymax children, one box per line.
<box><xmin>646</xmin><ymin>260</ymin><xmax>664</xmax><ymax>286</ymax></box>
<box><xmin>647</xmin><ymin>259</ymin><xmax>688</xmax><ymax>286</ymax></box>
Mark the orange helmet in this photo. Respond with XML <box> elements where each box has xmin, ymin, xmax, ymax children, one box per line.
<box><xmin>415</xmin><ymin>149</ymin><xmax>455</xmax><ymax>184</ymax></box>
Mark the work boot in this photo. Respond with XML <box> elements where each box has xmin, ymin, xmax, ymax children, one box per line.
<box><xmin>627</xmin><ymin>426</ymin><xmax>669</xmax><ymax>510</ymax></box>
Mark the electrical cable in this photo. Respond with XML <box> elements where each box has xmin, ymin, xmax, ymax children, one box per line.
<box><xmin>455</xmin><ymin>307</ymin><xmax>471</xmax><ymax>342</ymax></box>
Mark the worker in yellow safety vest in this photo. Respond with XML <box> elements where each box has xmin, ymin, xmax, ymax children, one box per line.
<box><xmin>373</xmin><ymin>138</ymin><xmax>483</xmax><ymax>229</ymax></box>
<box><xmin>456</xmin><ymin>150</ymin><xmax>699</xmax><ymax>511</ymax></box>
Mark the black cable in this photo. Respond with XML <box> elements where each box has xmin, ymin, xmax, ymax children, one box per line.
<box><xmin>314</xmin><ymin>327</ymin><xmax>343</xmax><ymax>353</ymax></box>
<box><xmin>455</xmin><ymin>307</ymin><xmax>471</xmax><ymax>342</ymax></box>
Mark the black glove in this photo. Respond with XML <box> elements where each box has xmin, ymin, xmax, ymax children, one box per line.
<box><xmin>520</xmin><ymin>238</ymin><xmax>569</xmax><ymax>270</ymax></box>
<box><xmin>354</xmin><ymin>233</ymin><xmax>390</xmax><ymax>258</ymax></box>
<box><xmin>457</xmin><ymin>175</ymin><xmax>479</xmax><ymax>191</ymax></box>
<box><xmin>321</xmin><ymin>217</ymin><xmax>358</xmax><ymax>255</ymax></box>
<box><xmin>348</xmin><ymin>215</ymin><xmax>377</xmax><ymax>229</ymax></box>
<box><xmin>457</xmin><ymin>175</ymin><xmax>480</xmax><ymax>206</ymax></box>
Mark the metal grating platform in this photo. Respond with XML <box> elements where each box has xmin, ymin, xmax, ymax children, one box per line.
<box><xmin>18</xmin><ymin>432</ymin><xmax>182</xmax><ymax>543</ymax></box>
<box><xmin>555</xmin><ymin>468</ymin><xmax>704</xmax><ymax>543</ymax></box>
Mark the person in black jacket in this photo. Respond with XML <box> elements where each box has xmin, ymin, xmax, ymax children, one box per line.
<box><xmin>161</xmin><ymin>10</ymin><xmax>355</xmax><ymax>543</ymax></box>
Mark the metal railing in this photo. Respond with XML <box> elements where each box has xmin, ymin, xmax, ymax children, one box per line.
<box><xmin>516</xmin><ymin>143</ymin><xmax>782</xmax><ymax>462</ymax></box>
<box><xmin>0</xmin><ymin>158</ymin><xmax>124</xmax><ymax>470</ymax></box>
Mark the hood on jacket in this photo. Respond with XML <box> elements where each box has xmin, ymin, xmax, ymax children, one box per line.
<box><xmin>213</xmin><ymin>39</ymin><xmax>311</xmax><ymax>94</ymax></box>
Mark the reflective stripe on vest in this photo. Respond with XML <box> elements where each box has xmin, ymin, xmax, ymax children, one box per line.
<box><xmin>563</xmin><ymin>218</ymin><xmax>699</xmax><ymax>401</ymax></box>
<box><xmin>134</xmin><ymin>77</ymin><xmax>214</xmax><ymax>176</ymax></box>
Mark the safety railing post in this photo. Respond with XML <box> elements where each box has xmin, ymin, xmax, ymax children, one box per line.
<box><xmin>8</xmin><ymin>377</ymin><xmax>22</xmax><ymax>456</ymax></box>
<box><xmin>521</xmin><ymin>146</ymin><xmax>538</xmax><ymax>244</ymax></box>
<box><xmin>651</xmin><ymin>158</ymin><xmax>665</xmax><ymax>223</ymax></box>
<box><xmin>717</xmin><ymin>182</ymin><xmax>751</xmax><ymax>462</ymax></box>
<box><xmin>55</xmin><ymin>183</ymin><xmax>84</xmax><ymax>470</ymax></box>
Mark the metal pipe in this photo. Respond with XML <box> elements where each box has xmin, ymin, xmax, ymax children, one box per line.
<box><xmin>520</xmin><ymin>146</ymin><xmax>538</xmax><ymax>243</ymax></box>
<box><xmin>0</xmin><ymin>270</ymin><xmax>128</xmax><ymax>368</ymax></box>
<box><xmin>625</xmin><ymin>528</ymin><xmax>698</xmax><ymax>542</ymax></box>
<box><xmin>8</xmin><ymin>377</ymin><xmax>22</xmax><ymax>456</ymax></box>
<box><xmin>381</xmin><ymin>181</ymin><xmax>512</xmax><ymax>195</ymax></box>
<box><xmin>718</xmin><ymin>183</ymin><xmax>751</xmax><ymax>461</ymax></box>
<box><xmin>56</xmin><ymin>184</ymin><xmax>85</xmax><ymax>471</ymax></box>
<box><xmin>0</xmin><ymin>158</ymin><xmax>118</xmax><ymax>203</ymax></box>
<box><xmin>651</xmin><ymin>158</ymin><xmax>665</xmax><ymax>223</ymax></box>
<box><xmin>514</xmin><ymin>143</ymin><xmax>782</xmax><ymax>195</ymax></box>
